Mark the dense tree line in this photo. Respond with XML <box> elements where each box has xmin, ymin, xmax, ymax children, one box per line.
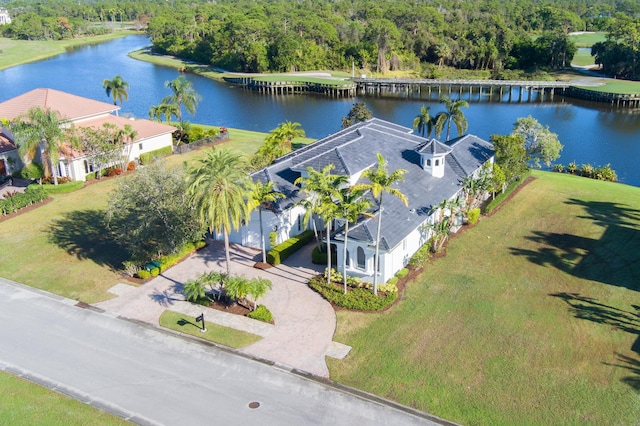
<box><xmin>592</xmin><ymin>13</ymin><xmax>640</xmax><ymax>80</ymax></box>
<box><xmin>1</xmin><ymin>0</ymin><xmax>640</xmax><ymax>77</ymax></box>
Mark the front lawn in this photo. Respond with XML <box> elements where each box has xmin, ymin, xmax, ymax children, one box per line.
<box><xmin>0</xmin><ymin>127</ymin><xmax>293</xmax><ymax>303</ymax></box>
<box><xmin>328</xmin><ymin>171</ymin><xmax>640</xmax><ymax>425</ymax></box>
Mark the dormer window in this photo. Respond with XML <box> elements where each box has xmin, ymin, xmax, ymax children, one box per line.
<box><xmin>435</xmin><ymin>159</ymin><xmax>440</xmax><ymax>166</ymax></box>
<box><xmin>426</xmin><ymin>159</ymin><xmax>431</xmax><ymax>166</ymax></box>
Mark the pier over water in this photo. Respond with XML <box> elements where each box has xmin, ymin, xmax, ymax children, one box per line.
<box><xmin>225</xmin><ymin>75</ymin><xmax>640</xmax><ymax>108</ymax></box>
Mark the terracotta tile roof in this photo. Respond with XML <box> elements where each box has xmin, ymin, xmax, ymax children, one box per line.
<box><xmin>79</xmin><ymin>115</ymin><xmax>177</xmax><ymax>141</ymax></box>
<box><xmin>0</xmin><ymin>88</ymin><xmax>118</xmax><ymax>122</ymax></box>
<box><xmin>60</xmin><ymin>116</ymin><xmax>177</xmax><ymax>159</ymax></box>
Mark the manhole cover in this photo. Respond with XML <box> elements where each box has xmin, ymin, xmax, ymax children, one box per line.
<box><xmin>248</xmin><ymin>401</ymin><xmax>260</xmax><ymax>409</ymax></box>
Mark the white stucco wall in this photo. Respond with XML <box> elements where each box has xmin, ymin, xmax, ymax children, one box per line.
<box><xmin>229</xmin><ymin>204</ymin><xmax>309</xmax><ymax>250</ymax></box>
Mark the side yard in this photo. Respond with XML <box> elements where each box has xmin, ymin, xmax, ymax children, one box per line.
<box><xmin>0</xmin><ymin>127</ymin><xmax>280</xmax><ymax>303</ymax></box>
<box><xmin>328</xmin><ymin>171</ymin><xmax>640</xmax><ymax>425</ymax></box>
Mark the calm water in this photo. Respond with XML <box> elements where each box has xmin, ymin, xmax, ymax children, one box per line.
<box><xmin>2</xmin><ymin>35</ymin><xmax>639</xmax><ymax>186</ymax></box>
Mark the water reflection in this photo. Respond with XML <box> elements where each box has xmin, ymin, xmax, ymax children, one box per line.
<box><xmin>1</xmin><ymin>34</ymin><xmax>639</xmax><ymax>186</ymax></box>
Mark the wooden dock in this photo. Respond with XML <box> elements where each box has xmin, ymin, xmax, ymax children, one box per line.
<box><xmin>223</xmin><ymin>76</ymin><xmax>356</xmax><ymax>97</ymax></box>
<box><xmin>352</xmin><ymin>78</ymin><xmax>570</xmax><ymax>103</ymax></box>
<box><xmin>224</xmin><ymin>76</ymin><xmax>640</xmax><ymax>107</ymax></box>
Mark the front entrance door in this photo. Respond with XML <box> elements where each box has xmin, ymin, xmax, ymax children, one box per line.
<box><xmin>0</xmin><ymin>159</ymin><xmax>6</xmax><ymax>176</ymax></box>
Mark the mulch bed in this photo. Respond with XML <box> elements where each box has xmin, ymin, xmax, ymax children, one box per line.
<box><xmin>205</xmin><ymin>298</ymin><xmax>251</xmax><ymax>316</ymax></box>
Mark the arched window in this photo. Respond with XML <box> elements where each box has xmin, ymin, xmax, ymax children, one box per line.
<box><xmin>357</xmin><ymin>247</ymin><xmax>366</xmax><ymax>269</ymax></box>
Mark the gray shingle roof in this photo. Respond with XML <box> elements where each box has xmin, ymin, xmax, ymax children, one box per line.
<box><xmin>251</xmin><ymin>118</ymin><xmax>494</xmax><ymax>250</ymax></box>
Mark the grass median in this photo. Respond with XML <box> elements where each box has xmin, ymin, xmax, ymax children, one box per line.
<box><xmin>328</xmin><ymin>170</ymin><xmax>640</xmax><ymax>425</ymax></box>
<box><xmin>159</xmin><ymin>310</ymin><xmax>262</xmax><ymax>349</ymax></box>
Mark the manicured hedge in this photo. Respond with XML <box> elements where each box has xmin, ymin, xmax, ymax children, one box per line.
<box><xmin>139</xmin><ymin>146</ymin><xmax>173</xmax><ymax>165</ymax></box>
<box><xmin>484</xmin><ymin>175</ymin><xmax>529</xmax><ymax>214</ymax></box>
<box><xmin>0</xmin><ymin>185</ymin><xmax>48</xmax><ymax>215</ymax></box>
<box><xmin>43</xmin><ymin>181</ymin><xmax>84</xmax><ymax>194</ymax></box>
<box><xmin>309</xmin><ymin>275</ymin><xmax>397</xmax><ymax>311</ymax></box>
<box><xmin>134</xmin><ymin>240</ymin><xmax>206</xmax><ymax>279</ymax></box>
<box><xmin>266</xmin><ymin>230</ymin><xmax>314</xmax><ymax>265</ymax></box>
<box><xmin>247</xmin><ymin>305</ymin><xmax>273</xmax><ymax>323</ymax></box>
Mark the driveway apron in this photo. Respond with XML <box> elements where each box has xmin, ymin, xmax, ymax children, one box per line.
<box><xmin>95</xmin><ymin>240</ymin><xmax>337</xmax><ymax>377</ymax></box>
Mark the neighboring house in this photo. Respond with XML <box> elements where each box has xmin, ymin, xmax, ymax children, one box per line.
<box><xmin>0</xmin><ymin>127</ymin><xmax>20</xmax><ymax>177</ymax></box>
<box><xmin>0</xmin><ymin>88</ymin><xmax>176</xmax><ymax>181</ymax></box>
<box><xmin>229</xmin><ymin>118</ymin><xmax>494</xmax><ymax>283</ymax></box>
<box><xmin>0</xmin><ymin>9</ymin><xmax>11</xmax><ymax>25</ymax></box>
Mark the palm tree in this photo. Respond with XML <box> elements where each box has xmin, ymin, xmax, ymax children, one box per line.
<box><xmin>335</xmin><ymin>187</ymin><xmax>372</xmax><ymax>294</ymax></box>
<box><xmin>413</xmin><ymin>105</ymin><xmax>434</xmax><ymax>138</ymax></box>
<box><xmin>248</xmin><ymin>277</ymin><xmax>272</xmax><ymax>310</ymax></box>
<box><xmin>434</xmin><ymin>96</ymin><xmax>469</xmax><ymax>141</ymax></box>
<box><xmin>187</xmin><ymin>148</ymin><xmax>250</xmax><ymax>276</ymax></box>
<box><xmin>11</xmin><ymin>107</ymin><xmax>64</xmax><ymax>185</ymax></box>
<box><xmin>102</xmin><ymin>75</ymin><xmax>129</xmax><ymax>108</ymax></box>
<box><xmin>266</xmin><ymin>121</ymin><xmax>305</xmax><ymax>158</ymax></box>
<box><xmin>296</xmin><ymin>164</ymin><xmax>348</xmax><ymax>285</ymax></box>
<box><xmin>246</xmin><ymin>179</ymin><xmax>285</xmax><ymax>263</ymax></box>
<box><xmin>163</xmin><ymin>76</ymin><xmax>201</xmax><ymax>129</ymax></box>
<box><xmin>357</xmin><ymin>153</ymin><xmax>407</xmax><ymax>295</ymax></box>
<box><xmin>149</xmin><ymin>101</ymin><xmax>180</xmax><ymax>123</ymax></box>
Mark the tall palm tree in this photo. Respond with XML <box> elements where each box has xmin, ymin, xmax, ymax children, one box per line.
<box><xmin>11</xmin><ymin>107</ymin><xmax>64</xmax><ymax>185</ymax></box>
<box><xmin>335</xmin><ymin>186</ymin><xmax>372</xmax><ymax>294</ymax></box>
<box><xmin>164</xmin><ymin>76</ymin><xmax>201</xmax><ymax>129</ymax></box>
<box><xmin>413</xmin><ymin>105</ymin><xmax>434</xmax><ymax>138</ymax></box>
<box><xmin>434</xmin><ymin>96</ymin><xmax>469</xmax><ymax>141</ymax></box>
<box><xmin>103</xmin><ymin>75</ymin><xmax>129</xmax><ymax>108</ymax></box>
<box><xmin>296</xmin><ymin>164</ymin><xmax>348</xmax><ymax>285</ymax></box>
<box><xmin>357</xmin><ymin>153</ymin><xmax>407</xmax><ymax>295</ymax></box>
<box><xmin>246</xmin><ymin>179</ymin><xmax>285</xmax><ymax>263</ymax></box>
<box><xmin>187</xmin><ymin>148</ymin><xmax>250</xmax><ymax>276</ymax></box>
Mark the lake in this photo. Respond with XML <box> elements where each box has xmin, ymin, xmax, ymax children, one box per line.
<box><xmin>1</xmin><ymin>35</ymin><xmax>639</xmax><ymax>186</ymax></box>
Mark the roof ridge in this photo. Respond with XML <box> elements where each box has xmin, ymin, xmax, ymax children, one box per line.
<box><xmin>448</xmin><ymin>152</ymin><xmax>469</xmax><ymax>177</ymax></box>
<box><xmin>334</xmin><ymin>146</ymin><xmax>351</xmax><ymax>175</ymax></box>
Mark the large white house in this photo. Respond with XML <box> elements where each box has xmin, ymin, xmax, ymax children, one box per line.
<box><xmin>229</xmin><ymin>118</ymin><xmax>494</xmax><ymax>283</ymax></box>
<box><xmin>0</xmin><ymin>88</ymin><xmax>176</xmax><ymax>181</ymax></box>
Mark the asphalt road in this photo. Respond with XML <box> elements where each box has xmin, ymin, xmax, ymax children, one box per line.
<box><xmin>0</xmin><ymin>279</ymin><xmax>452</xmax><ymax>426</ymax></box>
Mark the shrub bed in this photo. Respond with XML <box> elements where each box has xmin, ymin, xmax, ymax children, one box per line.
<box><xmin>484</xmin><ymin>174</ymin><xmax>529</xmax><ymax>214</ymax></box>
<box><xmin>309</xmin><ymin>275</ymin><xmax>397</xmax><ymax>311</ymax></box>
<box><xmin>0</xmin><ymin>185</ymin><xmax>48</xmax><ymax>215</ymax></box>
<box><xmin>139</xmin><ymin>146</ymin><xmax>173</xmax><ymax>165</ymax></box>
<box><xmin>267</xmin><ymin>230</ymin><xmax>314</xmax><ymax>265</ymax></box>
<box><xmin>247</xmin><ymin>305</ymin><xmax>273</xmax><ymax>323</ymax></box>
<box><xmin>134</xmin><ymin>240</ymin><xmax>206</xmax><ymax>279</ymax></box>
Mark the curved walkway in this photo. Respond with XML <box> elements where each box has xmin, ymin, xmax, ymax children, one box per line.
<box><xmin>95</xmin><ymin>240</ymin><xmax>346</xmax><ymax>378</ymax></box>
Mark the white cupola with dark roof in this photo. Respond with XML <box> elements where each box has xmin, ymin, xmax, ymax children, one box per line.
<box><xmin>416</xmin><ymin>139</ymin><xmax>452</xmax><ymax>178</ymax></box>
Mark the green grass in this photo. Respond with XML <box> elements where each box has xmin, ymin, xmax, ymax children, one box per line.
<box><xmin>571</xmin><ymin>49</ymin><xmax>595</xmax><ymax>67</ymax></box>
<box><xmin>569</xmin><ymin>32</ymin><xmax>607</xmax><ymax>48</ymax></box>
<box><xmin>328</xmin><ymin>171</ymin><xmax>640</xmax><ymax>425</ymax></box>
<box><xmin>0</xmin><ymin>127</ymin><xmax>312</xmax><ymax>303</ymax></box>
<box><xmin>0</xmin><ymin>31</ymin><xmax>138</xmax><ymax>70</ymax></box>
<box><xmin>159</xmin><ymin>310</ymin><xmax>262</xmax><ymax>348</ymax></box>
<box><xmin>574</xmin><ymin>78</ymin><xmax>640</xmax><ymax>94</ymax></box>
<box><xmin>0</xmin><ymin>371</ymin><xmax>129</xmax><ymax>425</ymax></box>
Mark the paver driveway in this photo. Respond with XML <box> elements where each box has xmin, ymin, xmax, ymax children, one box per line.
<box><xmin>95</xmin><ymin>240</ymin><xmax>344</xmax><ymax>377</ymax></box>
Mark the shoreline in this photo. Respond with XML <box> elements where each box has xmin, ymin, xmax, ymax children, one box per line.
<box><xmin>0</xmin><ymin>30</ymin><xmax>139</xmax><ymax>71</ymax></box>
<box><xmin>129</xmin><ymin>48</ymin><xmax>640</xmax><ymax>97</ymax></box>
